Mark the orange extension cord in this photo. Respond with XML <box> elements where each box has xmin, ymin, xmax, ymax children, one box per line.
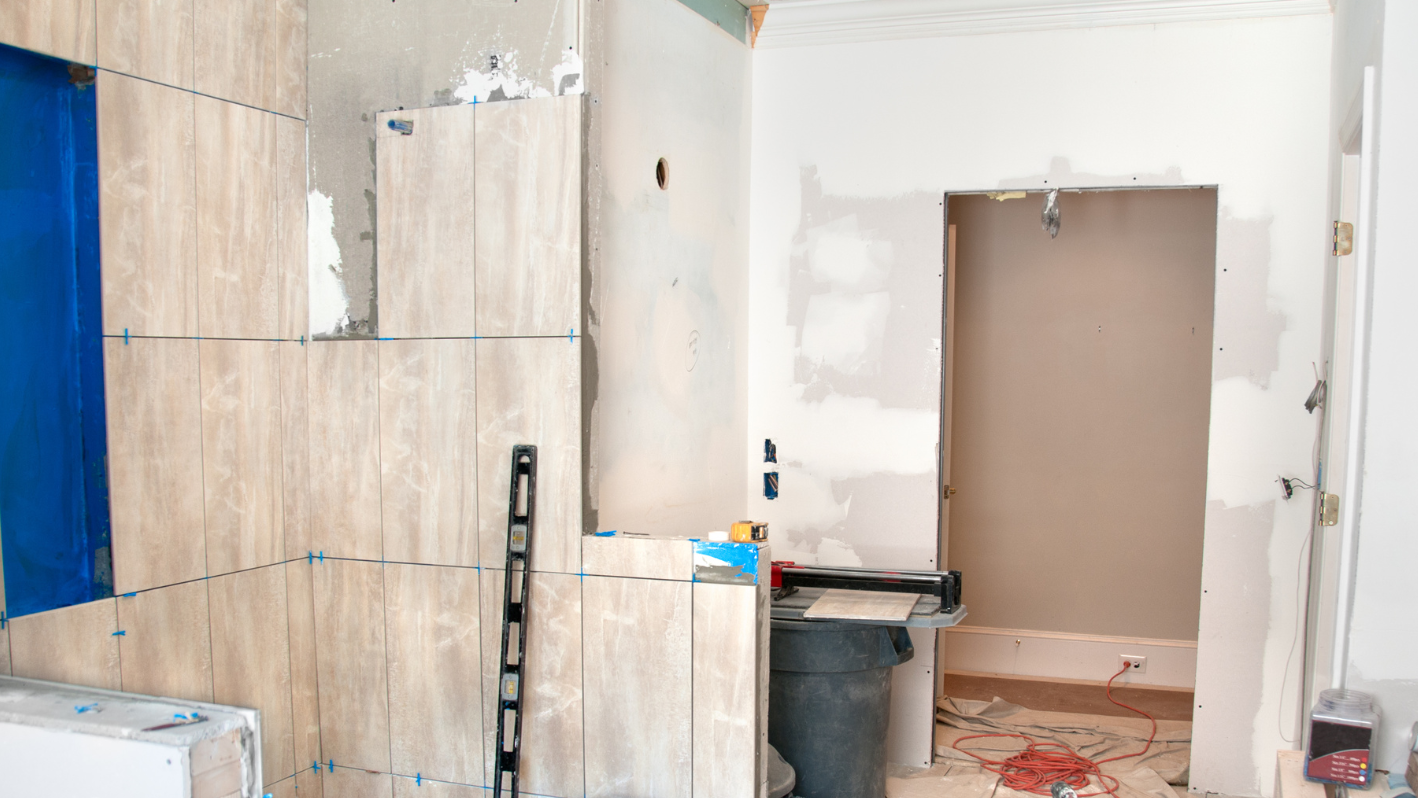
<box><xmin>951</xmin><ymin>664</ymin><xmax>1159</xmax><ymax>798</ymax></box>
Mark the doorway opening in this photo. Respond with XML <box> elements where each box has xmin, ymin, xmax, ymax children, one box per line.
<box><xmin>927</xmin><ymin>187</ymin><xmax>1217</xmax><ymax>796</ymax></box>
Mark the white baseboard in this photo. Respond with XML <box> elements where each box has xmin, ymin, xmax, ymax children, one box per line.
<box><xmin>936</xmin><ymin>625</ymin><xmax>1198</xmax><ymax>689</ymax></box>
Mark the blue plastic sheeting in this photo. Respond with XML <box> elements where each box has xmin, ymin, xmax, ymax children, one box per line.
<box><xmin>0</xmin><ymin>42</ymin><xmax>112</xmax><ymax>617</ymax></box>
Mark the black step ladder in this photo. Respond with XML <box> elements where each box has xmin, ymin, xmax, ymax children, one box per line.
<box><xmin>494</xmin><ymin>445</ymin><xmax>537</xmax><ymax>798</ymax></box>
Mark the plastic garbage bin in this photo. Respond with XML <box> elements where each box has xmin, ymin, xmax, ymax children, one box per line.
<box><xmin>768</xmin><ymin>618</ymin><xmax>915</xmax><ymax>798</ymax></box>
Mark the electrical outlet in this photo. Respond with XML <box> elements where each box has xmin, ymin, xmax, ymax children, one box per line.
<box><xmin>1119</xmin><ymin>655</ymin><xmax>1147</xmax><ymax>673</ymax></box>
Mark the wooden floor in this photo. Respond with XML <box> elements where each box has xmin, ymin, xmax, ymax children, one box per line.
<box><xmin>940</xmin><ymin>671</ymin><xmax>1195</xmax><ymax>722</ymax></box>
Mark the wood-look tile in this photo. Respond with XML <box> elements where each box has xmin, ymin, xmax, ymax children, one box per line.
<box><xmin>583</xmin><ymin>576</ymin><xmax>691</xmax><ymax>798</ymax></box>
<box><xmin>0</xmin><ymin>0</ymin><xmax>96</xmax><ymax>64</ymax></box>
<box><xmin>392</xmin><ymin>777</ymin><xmax>480</xmax><ymax>798</ymax></box>
<box><xmin>385</xmin><ymin>563</ymin><xmax>482</xmax><ymax>784</ymax></box>
<box><xmin>196</xmin><ymin>95</ymin><xmax>278</xmax><ymax>340</ymax></box>
<box><xmin>8</xmin><ymin>598</ymin><xmax>120</xmax><ymax>690</ymax></box>
<box><xmin>116</xmin><ymin>581</ymin><xmax>213</xmax><ymax>701</ymax></box>
<box><xmin>201</xmin><ymin>339</ymin><xmax>284</xmax><ymax>576</ymax></box>
<box><xmin>267</xmin><ymin>774</ymin><xmax>297</xmax><ymax>798</ymax></box>
<box><xmin>277</xmin><ymin>117</ymin><xmax>308</xmax><ymax>339</ymax></box>
<box><xmin>295</xmin><ymin>768</ymin><xmax>324</xmax><ymax>798</ymax></box>
<box><xmin>105</xmin><ymin>338</ymin><xmax>206</xmax><ymax>594</ymax></box>
<box><xmin>98</xmin><ymin>71</ymin><xmax>197</xmax><ymax>338</ymax></box>
<box><xmin>308</xmin><ymin>341</ymin><xmax>382</xmax><ymax>560</ymax></box>
<box><xmin>193</xmin><ymin>0</ymin><xmax>273</xmax><ymax>111</ymax></box>
<box><xmin>209</xmin><ymin>565</ymin><xmax>295</xmax><ymax>785</ymax></box>
<box><xmin>474</xmin><ymin>96</ymin><xmax>580</xmax><ymax>338</ymax></box>
<box><xmin>272</xmin><ymin>0</ymin><xmax>306</xmax><ymax>119</ymax></box>
<box><xmin>286</xmin><ymin>561</ymin><xmax>322</xmax><ymax>771</ymax></box>
<box><xmin>476</xmin><ymin>338</ymin><xmax>580</xmax><ymax>574</ymax></box>
<box><xmin>375</xmin><ymin>105</ymin><xmax>477</xmax><ymax>339</ymax></box>
<box><xmin>281</xmin><ymin>342</ymin><xmax>312</xmax><ymax>558</ymax></box>
<box><xmin>313</xmin><ymin>558</ymin><xmax>390</xmax><ymax>773</ymax></box>
<box><xmin>693</xmin><ymin>582</ymin><xmax>760</xmax><ymax>798</ymax></box>
<box><xmin>582</xmin><ymin>535</ymin><xmax>692</xmax><ymax>581</ymax></box>
<box><xmin>96</xmin><ymin>0</ymin><xmax>192</xmax><ymax>87</ymax></box>
<box><xmin>480</xmin><ymin>570</ymin><xmax>583</xmax><ymax>796</ymax></box>
<box><xmin>379</xmin><ymin>340</ymin><xmax>477</xmax><ymax>567</ymax></box>
<box><xmin>323</xmin><ymin>769</ymin><xmax>392</xmax><ymax>798</ymax></box>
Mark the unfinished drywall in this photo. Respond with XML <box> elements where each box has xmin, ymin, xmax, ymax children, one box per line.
<box><xmin>749</xmin><ymin>14</ymin><xmax>1332</xmax><ymax>794</ymax></box>
<box><xmin>306</xmin><ymin>0</ymin><xmax>580</xmax><ymax>338</ymax></box>
<box><xmin>1339</xmin><ymin>0</ymin><xmax>1418</xmax><ymax>772</ymax></box>
<box><xmin>946</xmin><ymin>189</ymin><xmax>1215</xmax><ymax>643</ymax></box>
<box><xmin>587</xmin><ymin>0</ymin><xmax>751</xmax><ymax>536</ymax></box>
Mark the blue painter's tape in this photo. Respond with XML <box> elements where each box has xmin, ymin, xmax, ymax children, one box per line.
<box><xmin>692</xmin><ymin>541</ymin><xmax>759</xmax><ymax>584</ymax></box>
<box><xmin>74</xmin><ymin>703</ymin><xmax>97</xmax><ymax>713</ymax></box>
<box><xmin>121</xmin><ymin>592</ymin><xmax>136</xmax><ymax>598</ymax></box>
<box><xmin>111</xmin><ymin>630</ymin><xmax>125</xmax><ymax>636</ymax></box>
<box><xmin>593</xmin><ymin>530</ymin><xmax>616</xmax><ymax>537</ymax></box>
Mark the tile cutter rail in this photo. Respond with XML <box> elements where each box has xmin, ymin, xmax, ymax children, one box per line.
<box><xmin>770</xmin><ymin>563</ymin><xmax>968</xmax><ymax>628</ymax></box>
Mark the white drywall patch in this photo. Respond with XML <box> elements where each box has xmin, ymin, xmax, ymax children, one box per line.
<box><xmin>307</xmin><ymin>189</ymin><xmax>351</xmax><ymax>337</ymax></box>
<box><xmin>800</xmin><ymin>292</ymin><xmax>891</xmax><ymax>374</ymax></box>
<box><xmin>552</xmin><ymin>48</ymin><xmax>584</xmax><ymax>96</ymax></box>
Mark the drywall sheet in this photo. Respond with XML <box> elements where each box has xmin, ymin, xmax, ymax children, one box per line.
<box><xmin>592</xmin><ymin>0</ymin><xmax>752</xmax><ymax>538</ymax></box>
<box><xmin>0</xmin><ymin>42</ymin><xmax>111</xmax><ymax>618</ymax></box>
<box><xmin>946</xmin><ymin>190</ymin><xmax>1215</xmax><ymax>642</ymax></box>
<box><xmin>749</xmin><ymin>14</ymin><xmax>1332</xmax><ymax>794</ymax></box>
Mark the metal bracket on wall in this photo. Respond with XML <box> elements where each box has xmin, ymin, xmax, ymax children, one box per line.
<box><xmin>1333</xmin><ymin>221</ymin><xmax>1354</xmax><ymax>257</ymax></box>
<box><xmin>494</xmin><ymin>445</ymin><xmax>537</xmax><ymax>798</ymax></box>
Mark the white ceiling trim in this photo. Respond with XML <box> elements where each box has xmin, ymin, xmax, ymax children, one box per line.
<box><xmin>753</xmin><ymin>0</ymin><xmax>1332</xmax><ymax>48</ymax></box>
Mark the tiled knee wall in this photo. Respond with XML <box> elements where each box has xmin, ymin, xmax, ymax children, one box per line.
<box><xmin>2</xmin><ymin>6</ymin><xmax>764</xmax><ymax>797</ymax></box>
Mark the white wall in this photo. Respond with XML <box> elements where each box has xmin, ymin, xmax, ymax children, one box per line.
<box><xmin>1342</xmin><ymin>0</ymin><xmax>1418</xmax><ymax>773</ymax></box>
<box><xmin>749</xmin><ymin>14</ymin><xmax>1333</xmax><ymax>795</ymax></box>
<box><xmin>588</xmin><ymin>0</ymin><xmax>752</xmax><ymax>536</ymax></box>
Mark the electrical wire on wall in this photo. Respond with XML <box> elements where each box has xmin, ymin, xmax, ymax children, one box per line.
<box><xmin>1276</xmin><ymin>361</ymin><xmax>1330</xmax><ymax>744</ymax></box>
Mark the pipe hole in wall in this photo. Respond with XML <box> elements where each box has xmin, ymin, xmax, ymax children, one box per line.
<box><xmin>656</xmin><ymin>158</ymin><xmax>669</xmax><ymax>190</ymax></box>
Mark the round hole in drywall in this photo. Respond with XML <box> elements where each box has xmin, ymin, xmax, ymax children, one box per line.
<box><xmin>656</xmin><ymin>158</ymin><xmax>669</xmax><ymax>190</ymax></box>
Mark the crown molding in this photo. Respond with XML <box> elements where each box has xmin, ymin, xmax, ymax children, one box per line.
<box><xmin>754</xmin><ymin>0</ymin><xmax>1332</xmax><ymax>48</ymax></box>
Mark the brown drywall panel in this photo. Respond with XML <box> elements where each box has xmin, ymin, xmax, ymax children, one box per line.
<box><xmin>946</xmin><ymin>189</ymin><xmax>1215</xmax><ymax>641</ymax></box>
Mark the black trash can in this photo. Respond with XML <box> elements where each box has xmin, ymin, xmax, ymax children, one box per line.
<box><xmin>768</xmin><ymin>618</ymin><xmax>915</xmax><ymax>798</ymax></box>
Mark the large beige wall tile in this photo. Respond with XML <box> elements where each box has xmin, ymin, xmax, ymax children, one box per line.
<box><xmin>313</xmin><ymin>558</ymin><xmax>390</xmax><ymax>772</ymax></box>
<box><xmin>277</xmin><ymin>117</ymin><xmax>308</xmax><ymax>338</ymax></box>
<box><xmin>197</xmin><ymin>95</ymin><xmax>278</xmax><ymax>339</ymax></box>
<box><xmin>209</xmin><ymin>565</ymin><xmax>295</xmax><ymax>785</ymax></box>
<box><xmin>8</xmin><ymin>599</ymin><xmax>120</xmax><ymax>690</ymax></box>
<box><xmin>201</xmin><ymin>339</ymin><xmax>284</xmax><ymax>575</ymax></box>
<box><xmin>474</xmin><ymin>96</ymin><xmax>580</xmax><ymax>338</ymax></box>
<box><xmin>286</xmin><ymin>561</ymin><xmax>322</xmax><ymax>772</ymax></box>
<box><xmin>116</xmin><ymin>581</ymin><xmax>213</xmax><ymax>701</ymax></box>
<box><xmin>193</xmin><ymin>0</ymin><xmax>272</xmax><ymax>110</ymax></box>
<box><xmin>480</xmin><ymin>569</ymin><xmax>584</xmax><ymax>797</ymax></box>
<box><xmin>582</xmin><ymin>535</ymin><xmax>692</xmax><ymax>580</ymax></box>
<box><xmin>267</xmin><ymin>775</ymin><xmax>297</xmax><ymax>798</ymax></box>
<box><xmin>308</xmin><ymin>341</ymin><xmax>382</xmax><ymax>560</ymax></box>
<box><xmin>375</xmin><ymin>105</ymin><xmax>476</xmax><ymax>338</ymax></box>
<box><xmin>295</xmin><ymin>769</ymin><xmax>324</xmax><ymax>798</ymax></box>
<box><xmin>476</xmin><ymin>338</ymin><xmax>580</xmax><ymax>574</ymax></box>
<box><xmin>281</xmin><ymin>342</ymin><xmax>311</xmax><ymax>559</ymax></box>
<box><xmin>96</xmin><ymin>0</ymin><xmax>191</xmax><ymax>87</ymax></box>
<box><xmin>323</xmin><ymin>769</ymin><xmax>391</xmax><ymax>798</ymax></box>
<box><xmin>105</xmin><ymin>338</ymin><xmax>206</xmax><ymax>594</ymax></box>
<box><xmin>98</xmin><ymin>71</ymin><xmax>196</xmax><ymax>337</ymax></box>
<box><xmin>392</xmin><ymin>778</ymin><xmax>480</xmax><ymax>798</ymax></box>
<box><xmin>379</xmin><ymin>340</ymin><xmax>477</xmax><ymax>567</ymax></box>
<box><xmin>583</xmin><ymin>576</ymin><xmax>691</xmax><ymax>798</ymax></box>
<box><xmin>0</xmin><ymin>0</ymin><xmax>95</xmax><ymax>63</ymax></box>
<box><xmin>385</xmin><ymin>563</ymin><xmax>482</xmax><ymax>784</ymax></box>
<box><xmin>273</xmin><ymin>0</ymin><xmax>305</xmax><ymax>119</ymax></box>
<box><xmin>692</xmin><ymin>582</ymin><xmax>760</xmax><ymax>798</ymax></box>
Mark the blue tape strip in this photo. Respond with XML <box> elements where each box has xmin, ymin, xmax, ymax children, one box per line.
<box><xmin>111</xmin><ymin>630</ymin><xmax>125</xmax><ymax>636</ymax></box>
<box><xmin>593</xmin><ymin>530</ymin><xmax>616</xmax><ymax>537</ymax></box>
<box><xmin>691</xmin><ymin>541</ymin><xmax>759</xmax><ymax>583</ymax></box>
<box><xmin>74</xmin><ymin>703</ymin><xmax>97</xmax><ymax>713</ymax></box>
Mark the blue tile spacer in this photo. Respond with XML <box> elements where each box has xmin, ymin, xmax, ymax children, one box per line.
<box><xmin>300</xmin><ymin>335</ymin><xmax>305</xmax><ymax>346</ymax></box>
<box><xmin>328</xmin><ymin>759</ymin><xmax>334</xmax><ymax>773</ymax></box>
<box><xmin>416</xmin><ymin>774</ymin><xmax>422</xmax><ymax>786</ymax></box>
<box><xmin>0</xmin><ymin>611</ymin><xmax>6</xmax><ymax>630</ymax></box>
<box><xmin>569</xmin><ymin>327</ymin><xmax>575</xmax><ymax>343</ymax></box>
<box><xmin>312</xmin><ymin>760</ymin><xmax>320</xmax><ymax>773</ymax></box>
<box><xmin>122</xmin><ymin>592</ymin><xmax>136</xmax><ymax>598</ymax></box>
<box><xmin>111</xmin><ymin>630</ymin><xmax>125</xmax><ymax>636</ymax></box>
<box><xmin>123</xmin><ymin>328</ymin><xmax>129</xmax><ymax>345</ymax></box>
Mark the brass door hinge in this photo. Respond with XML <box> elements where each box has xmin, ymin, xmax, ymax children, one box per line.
<box><xmin>1334</xmin><ymin>221</ymin><xmax>1354</xmax><ymax>257</ymax></box>
<box><xmin>1320</xmin><ymin>493</ymin><xmax>1340</xmax><ymax>526</ymax></box>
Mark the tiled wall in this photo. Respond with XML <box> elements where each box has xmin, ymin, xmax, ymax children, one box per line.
<box><xmin>0</xmin><ymin>2</ymin><xmax>312</xmax><ymax>796</ymax></box>
<box><xmin>1</xmin><ymin>6</ymin><xmax>764</xmax><ymax>793</ymax></box>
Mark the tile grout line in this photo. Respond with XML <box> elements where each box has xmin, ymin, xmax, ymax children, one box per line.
<box><xmin>276</xmin><ymin>339</ymin><xmax>300</xmax><ymax>784</ymax></box>
<box><xmin>375</xmin><ymin>341</ymin><xmax>395</xmax><ymax>781</ymax></box>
